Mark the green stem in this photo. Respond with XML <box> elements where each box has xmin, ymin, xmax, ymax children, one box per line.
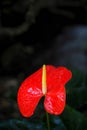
<box><xmin>46</xmin><ymin>112</ymin><xmax>51</xmax><ymax>130</ymax></box>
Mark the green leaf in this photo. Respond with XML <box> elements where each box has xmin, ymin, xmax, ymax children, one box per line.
<box><xmin>66</xmin><ymin>69</ymin><xmax>87</xmax><ymax>108</ymax></box>
<box><xmin>60</xmin><ymin>105</ymin><xmax>87</xmax><ymax>130</ymax></box>
<box><xmin>66</xmin><ymin>69</ymin><xmax>84</xmax><ymax>93</ymax></box>
<box><xmin>67</xmin><ymin>86</ymin><xmax>87</xmax><ymax>108</ymax></box>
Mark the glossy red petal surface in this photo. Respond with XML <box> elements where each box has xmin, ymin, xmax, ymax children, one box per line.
<box><xmin>55</xmin><ymin>67</ymin><xmax>72</xmax><ymax>85</ymax></box>
<box><xmin>44</xmin><ymin>65</ymin><xmax>72</xmax><ymax>115</ymax></box>
<box><xmin>46</xmin><ymin>66</ymin><xmax>72</xmax><ymax>92</ymax></box>
<box><xmin>17</xmin><ymin>68</ymin><xmax>43</xmax><ymax>117</ymax></box>
<box><xmin>44</xmin><ymin>85</ymin><xmax>66</xmax><ymax>115</ymax></box>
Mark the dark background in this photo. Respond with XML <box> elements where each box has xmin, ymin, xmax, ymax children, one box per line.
<box><xmin>0</xmin><ymin>0</ymin><xmax>87</xmax><ymax>130</ymax></box>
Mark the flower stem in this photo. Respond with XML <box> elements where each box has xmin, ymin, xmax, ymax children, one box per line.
<box><xmin>46</xmin><ymin>112</ymin><xmax>51</xmax><ymax>130</ymax></box>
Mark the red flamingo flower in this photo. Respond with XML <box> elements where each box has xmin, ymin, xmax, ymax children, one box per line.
<box><xmin>17</xmin><ymin>65</ymin><xmax>72</xmax><ymax>117</ymax></box>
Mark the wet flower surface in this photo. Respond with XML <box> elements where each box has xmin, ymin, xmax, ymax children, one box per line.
<box><xmin>17</xmin><ymin>65</ymin><xmax>72</xmax><ymax>117</ymax></box>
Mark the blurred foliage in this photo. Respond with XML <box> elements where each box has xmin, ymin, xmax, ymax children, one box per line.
<box><xmin>0</xmin><ymin>0</ymin><xmax>86</xmax><ymax>37</ymax></box>
<box><xmin>60</xmin><ymin>105</ymin><xmax>87</xmax><ymax>130</ymax></box>
<box><xmin>66</xmin><ymin>69</ymin><xmax>87</xmax><ymax>108</ymax></box>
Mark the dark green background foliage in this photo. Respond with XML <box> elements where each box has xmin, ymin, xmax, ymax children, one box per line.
<box><xmin>0</xmin><ymin>0</ymin><xmax>87</xmax><ymax>130</ymax></box>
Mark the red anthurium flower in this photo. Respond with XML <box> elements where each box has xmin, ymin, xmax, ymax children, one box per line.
<box><xmin>17</xmin><ymin>65</ymin><xmax>72</xmax><ymax>117</ymax></box>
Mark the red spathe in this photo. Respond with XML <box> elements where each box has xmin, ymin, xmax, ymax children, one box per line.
<box><xmin>17</xmin><ymin>65</ymin><xmax>72</xmax><ymax>117</ymax></box>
